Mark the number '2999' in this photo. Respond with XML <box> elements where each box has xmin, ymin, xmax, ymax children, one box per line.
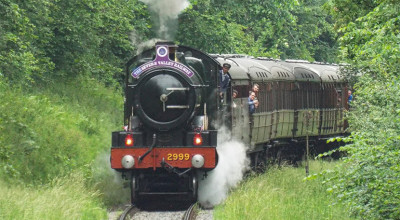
<box><xmin>167</xmin><ymin>153</ymin><xmax>190</xmax><ymax>161</ymax></box>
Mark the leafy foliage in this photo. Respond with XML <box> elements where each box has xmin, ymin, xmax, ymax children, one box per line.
<box><xmin>177</xmin><ymin>0</ymin><xmax>339</xmax><ymax>62</ymax></box>
<box><xmin>0</xmin><ymin>0</ymin><xmax>54</xmax><ymax>85</ymax></box>
<box><xmin>325</xmin><ymin>0</ymin><xmax>400</xmax><ymax>218</ymax></box>
<box><xmin>177</xmin><ymin>10</ymin><xmax>257</xmax><ymax>54</ymax></box>
<box><xmin>1</xmin><ymin>0</ymin><xmax>339</xmax><ymax>85</ymax></box>
<box><xmin>331</xmin><ymin>76</ymin><xmax>400</xmax><ymax>219</ymax></box>
<box><xmin>0</xmin><ymin>0</ymin><xmax>151</xmax><ymax>87</ymax></box>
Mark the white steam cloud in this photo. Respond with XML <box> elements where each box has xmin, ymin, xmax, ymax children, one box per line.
<box><xmin>197</xmin><ymin>127</ymin><xmax>250</xmax><ymax>208</ymax></box>
<box><xmin>140</xmin><ymin>0</ymin><xmax>190</xmax><ymax>40</ymax></box>
<box><xmin>92</xmin><ymin>152</ymin><xmax>130</xmax><ymax>205</ymax></box>
<box><xmin>134</xmin><ymin>38</ymin><xmax>164</xmax><ymax>56</ymax></box>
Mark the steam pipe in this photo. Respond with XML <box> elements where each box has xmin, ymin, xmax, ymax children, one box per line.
<box><xmin>138</xmin><ymin>134</ymin><xmax>156</xmax><ymax>162</ymax></box>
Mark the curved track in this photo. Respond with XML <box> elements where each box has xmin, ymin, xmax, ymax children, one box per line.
<box><xmin>182</xmin><ymin>203</ymin><xmax>198</xmax><ymax>220</ymax></box>
<box><xmin>118</xmin><ymin>205</ymin><xmax>139</xmax><ymax>220</ymax></box>
<box><xmin>115</xmin><ymin>203</ymin><xmax>200</xmax><ymax>220</ymax></box>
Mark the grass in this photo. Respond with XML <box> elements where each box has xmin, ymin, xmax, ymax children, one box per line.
<box><xmin>0</xmin><ymin>76</ymin><xmax>126</xmax><ymax>218</ymax></box>
<box><xmin>0</xmin><ymin>172</ymin><xmax>107</xmax><ymax>220</ymax></box>
<box><xmin>0</xmin><ymin>76</ymin><xmax>122</xmax><ymax>184</ymax></box>
<box><xmin>214</xmin><ymin>160</ymin><xmax>355</xmax><ymax>220</ymax></box>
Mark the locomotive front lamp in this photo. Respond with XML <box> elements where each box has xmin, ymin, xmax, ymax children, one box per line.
<box><xmin>193</xmin><ymin>133</ymin><xmax>203</xmax><ymax>146</ymax></box>
<box><xmin>191</xmin><ymin>154</ymin><xmax>205</xmax><ymax>168</ymax></box>
<box><xmin>125</xmin><ymin>134</ymin><xmax>134</xmax><ymax>147</ymax></box>
<box><xmin>121</xmin><ymin>155</ymin><xmax>135</xmax><ymax>168</ymax></box>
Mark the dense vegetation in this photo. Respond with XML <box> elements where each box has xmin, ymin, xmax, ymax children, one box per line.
<box><xmin>0</xmin><ymin>0</ymin><xmax>151</xmax><ymax>87</ymax></box>
<box><xmin>0</xmin><ymin>0</ymin><xmax>148</xmax><ymax>217</ymax></box>
<box><xmin>0</xmin><ymin>77</ymin><xmax>122</xmax><ymax>184</ymax></box>
<box><xmin>177</xmin><ymin>0</ymin><xmax>338</xmax><ymax>62</ymax></box>
<box><xmin>323</xmin><ymin>0</ymin><xmax>400</xmax><ymax>219</ymax></box>
<box><xmin>0</xmin><ymin>0</ymin><xmax>399</xmax><ymax>219</ymax></box>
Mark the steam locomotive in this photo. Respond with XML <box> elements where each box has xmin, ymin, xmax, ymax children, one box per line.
<box><xmin>110</xmin><ymin>42</ymin><xmax>220</xmax><ymax>204</ymax></box>
<box><xmin>110</xmin><ymin>41</ymin><xmax>348</xmax><ymax>204</ymax></box>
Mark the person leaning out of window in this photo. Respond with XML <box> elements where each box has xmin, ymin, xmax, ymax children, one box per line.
<box><xmin>232</xmin><ymin>89</ymin><xmax>238</xmax><ymax>108</ymax></box>
<box><xmin>252</xmin><ymin>83</ymin><xmax>260</xmax><ymax>108</ymax></box>
<box><xmin>219</xmin><ymin>63</ymin><xmax>231</xmax><ymax>99</ymax></box>
<box><xmin>248</xmin><ymin>91</ymin><xmax>258</xmax><ymax>114</ymax></box>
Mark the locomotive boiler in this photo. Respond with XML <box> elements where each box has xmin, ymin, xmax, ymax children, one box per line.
<box><xmin>110</xmin><ymin>42</ymin><xmax>222</xmax><ymax>204</ymax></box>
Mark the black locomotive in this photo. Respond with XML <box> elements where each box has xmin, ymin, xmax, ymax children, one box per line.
<box><xmin>111</xmin><ymin>42</ymin><xmax>221</xmax><ymax>204</ymax></box>
<box><xmin>110</xmin><ymin>41</ymin><xmax>349</xmax><ymax>204</ymax></box>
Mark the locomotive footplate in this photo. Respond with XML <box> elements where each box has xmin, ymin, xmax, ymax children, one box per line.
<box><xmin>110</xmin><ymin>147</ymin><xmax>217</xmax><ymax>170</ymax></box>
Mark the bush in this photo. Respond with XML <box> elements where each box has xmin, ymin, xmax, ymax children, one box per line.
<box><xmin>328</xmin><ymin>75</ymin><xmax>400</xmax><ymax>219</ymax></box>
<box><xmin>326</xmin><ymin>0</ymin><xmax>400</xmax><ymax>218</ymax></box>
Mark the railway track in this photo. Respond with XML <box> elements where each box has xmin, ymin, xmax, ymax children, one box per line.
<box><xmin>118</xmin><ymin>205</ymin><xmax>139</xmax><ymax>220</ymax></box>
<box><xmin>182</xmin><ymin>203</ymin><xmax>198</xmax><ymax>220</ymax></box>
<box><xmin>116</xmin><ymin>203</ymin><xmax>201</xmax><ymax>220</ymax></box>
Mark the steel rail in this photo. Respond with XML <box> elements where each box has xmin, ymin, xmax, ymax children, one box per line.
<box><xmin>182</xmin><ymin>203</ymin><xmax>198</xmax><ymax>220</ymax></box>
<box><xmin>118</xmin><ymin>205</ymin><xmax>138</xmax><ymax>220</ymax></box>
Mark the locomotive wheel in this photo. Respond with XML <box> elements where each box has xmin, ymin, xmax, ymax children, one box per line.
<box><xmin>130</xmin><ymin>176</ymin><xmax>139</xmax><ymax>205</ymax></box>
<box><xmin>191</xmin><ymin>174</ymin><xmax>198</xmax><ymax>202</ymax></box>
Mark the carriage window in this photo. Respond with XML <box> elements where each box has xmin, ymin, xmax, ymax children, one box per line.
<box><xmin>232</xmin><ymin>85</ymin><xmax>250</xmax><ymax>99</ymax></box>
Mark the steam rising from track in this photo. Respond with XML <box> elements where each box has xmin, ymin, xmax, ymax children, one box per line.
<box><xmin>139</xmin><ymin>0</ymin><xmax>190</xmax><ymax>40</ymax></box>
<box><xmin>197</xmin><ymin>127</ymin><xmax>250</xmax><ymax>208</ymax></box>
<box><xmin>92</xmin><ymin>152</ymin><xmax>130</xmax><ymax>205</ymax></box>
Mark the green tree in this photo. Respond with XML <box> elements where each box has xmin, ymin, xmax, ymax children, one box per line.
<box><xmin>177</xmin><ymin>0</ymin><xmax>338</xmax><ymax>62</ymax></box>
<box><xmin>0</xmin><ymin>0</ymin><xmax>152</xmax><ymax>87</ymax></box>
<box><xmin>177</xmin><ymin>9</ymin><xmax>256</xmax><ymax>54</ymax></box>
<box><xmin>326</xmin><ymin>0</ymin><xmax>400</xmax><ymax>218</ymax></box>
<box><xmin>0</xmin><ymin>0</ymin><xmax>54</xmax><ymax>85</ymax></box>
<box><xmin>47</xmin><ymin>0</ymin><xmax>151</xmax><ymax>86</ymax></box>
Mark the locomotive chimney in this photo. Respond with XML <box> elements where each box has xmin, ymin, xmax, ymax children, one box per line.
<box><xmin>156</xmin><ymin>41</ymin><xmax>178</xmax><ymax>61</ymax></box>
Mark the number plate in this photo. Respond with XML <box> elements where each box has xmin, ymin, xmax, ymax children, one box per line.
<box><xmin>167</xmin><ymin>153</ymin><xmax>190</xmax><ymax>161</ymax></box>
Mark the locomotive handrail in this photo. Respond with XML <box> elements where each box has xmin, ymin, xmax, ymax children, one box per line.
<box><xmin>166</xmin><ymin>87</ymin><xmax>190</xmax><ymax>91</ymax></box>
<box><xmin>166</xmin><ymin>105</ymin><xmax>190</xmax><ymax>109</ymax></box>
<box><xmin>138</xmin><ymin>134</ymin><xmax>157</xmax><ymax>163</ymax></box>
<box><xmin>192</xmin><ymin>84</ymin><xmax>209</xmax><ymax>88</ymax></box>
<box><xmin>128</xmin><ymin>84</ymin><xmax>209</xmax><ymax>88</ymax></box>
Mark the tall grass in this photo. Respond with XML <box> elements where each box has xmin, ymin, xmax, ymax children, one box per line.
<box><xmin>0</xmin><ymin>76</ymin><xmax>122</xmax><ymax>184</ymax></box>
<box><xmin>0</xmin><ymin>76</ymin><xmax>127</xmax><ymax>217</ymax></box>
<box><xmin>0</xmin><ymin>172</ymin><xmax>107</xmax><ymax>220</ymax></box>
<box><xmin>214</xmin><ymin>160</ymin><xmax>354</xmax><ymax>220</ymax></box>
